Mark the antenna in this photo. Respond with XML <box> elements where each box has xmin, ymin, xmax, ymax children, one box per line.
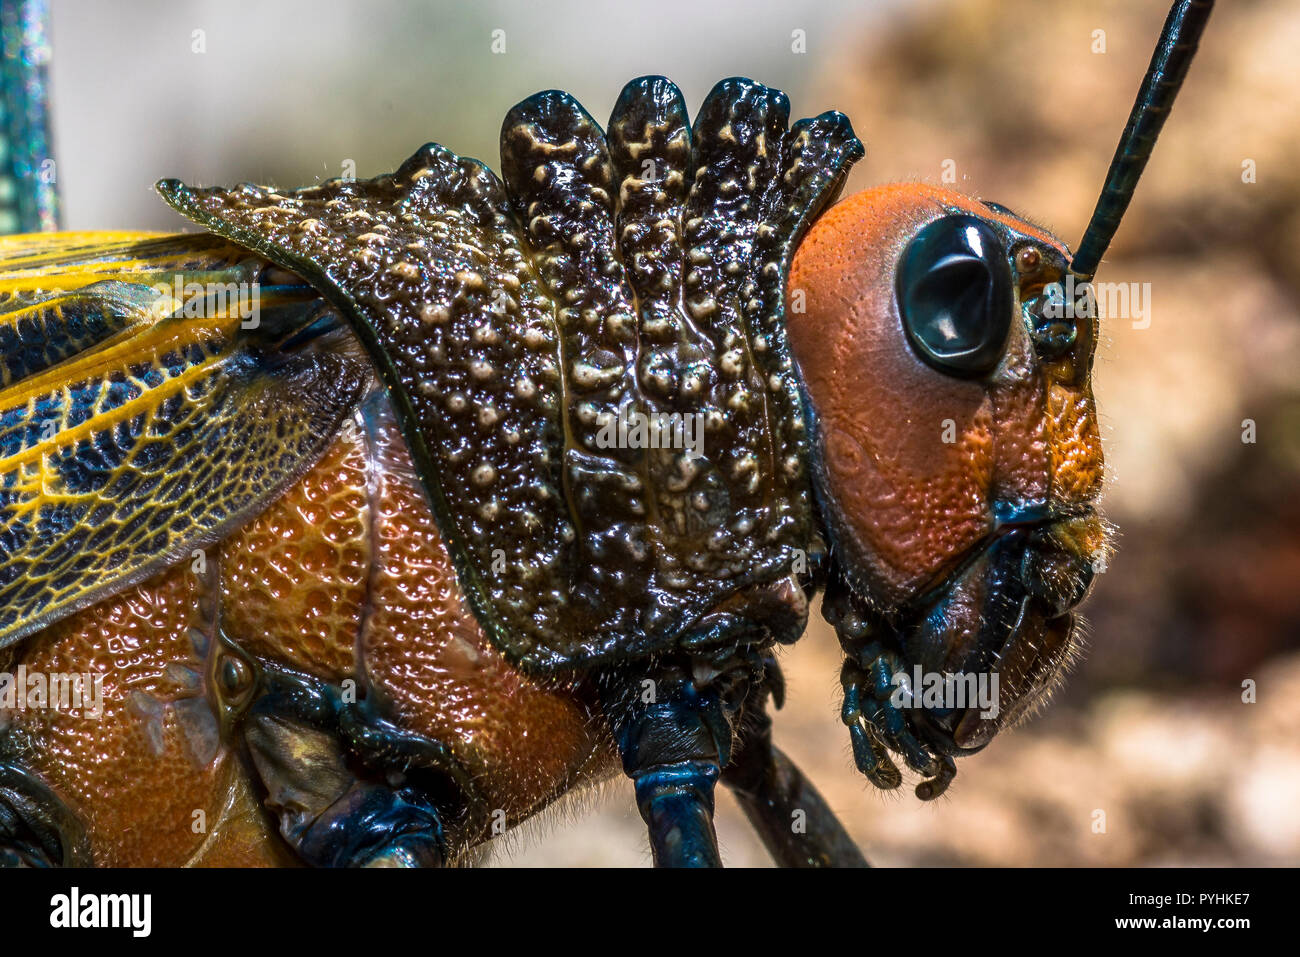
<box><xmin>1070</xmin><ymin>0</ymin><xmax>1215</xmax><ymax>280</ymax></box>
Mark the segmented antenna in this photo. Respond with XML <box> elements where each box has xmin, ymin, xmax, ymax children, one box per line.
<box><xmin>0</xmin><ymin>0</ymin><xmax>58</xmax><ymax>233</ymax></box>
<box><xmin>1070</xmin><ymin>0</ymin><xmax>1214</xmax><ymax>280</ymax></box>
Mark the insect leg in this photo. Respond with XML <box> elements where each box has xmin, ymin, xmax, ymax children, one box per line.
<box><xmin>722</xmin><ymin>665</ymin><xmax>868</xmax><ymax>867</ymax></box>
<box><xmin>0</xmin><ymin>761</ymin><xmax>91</xmax><ymax>867</ymax></box>
<box><xmin>241</xmin><ymin>666</ymin><xmax>457</xmax><ymax>868</ymax></box>
<box><xmin>601</xmin><ymin>661</ymin><xmax>740</xmax><ymax>867</ymax></box>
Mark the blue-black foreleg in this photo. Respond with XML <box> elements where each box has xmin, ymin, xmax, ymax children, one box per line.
<box><xmin>723</xmin><ymin>667</ymin><xmax>868</xmax><ymax>867</ymax></box>
<box><xmin>602</xmin><ymin>662</ymin><xmax>739</xmax><ymax>868</ymax></box>
<box><xmin>242</xmin><ymin>666</ymin><xmax>458</xmax><ymax>867</ymax></box>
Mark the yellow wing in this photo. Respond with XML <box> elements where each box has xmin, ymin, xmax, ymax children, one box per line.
<box><xmin>0</xmin><ymin>231</ymin><xmax>371</xmax><ymax>649</ymax></box>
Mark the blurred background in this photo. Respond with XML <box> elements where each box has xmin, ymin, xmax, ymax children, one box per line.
<box><xmin>46</xmin><ymin>0</ymin><xmax>1300</xmax><ymax>865</ymax></box>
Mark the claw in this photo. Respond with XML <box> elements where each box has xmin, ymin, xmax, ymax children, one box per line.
<box><xmin>885</xmin><ymin>721</ymin><xmax>941</xmax><ymax>779</ymax></box>
<box><xmin>849</xmin><ymin>720</ymin><xmax>901</xmax><ymax>790</ymax></box>
<box><xmin>915</xmin><ymin>756</ymin><xmax>957</xmax><ymax>801</ymax></box>
<box><xmin>840</xmin><ymin>644</ymin><xmax>950</xmax><ymax>794</ymax></box>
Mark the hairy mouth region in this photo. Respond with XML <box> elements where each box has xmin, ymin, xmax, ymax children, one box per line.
<box><xmin>879</xmin><ymin>506</ymin><xmax>1103</xmax><ymax>756</ymax></box>
<box><xmin>903</xmin><ymin>504</ymin><xmax>1099</xmax><ymax>618</ymax></box>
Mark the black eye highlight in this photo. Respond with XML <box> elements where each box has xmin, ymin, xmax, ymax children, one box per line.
<box><xmin>897</xmin><ymin>214</ymin><xmax>1013</xmax><ymax>377</ymax></box>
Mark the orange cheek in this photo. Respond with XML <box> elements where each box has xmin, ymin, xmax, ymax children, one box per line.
<box><xmin>1047</xmin><ymin>380</ymin><xmax>1104</xmax><ymax>507</ymax></box>
<box><xmin>987</xmin><ymin>334</ymin><xmax>1050</xmax><ymax>505</ymax></box>
<box><xmin>819</xmin><ymin>401</ymin><xmax>995</xmax><ymax>604</ymax></box>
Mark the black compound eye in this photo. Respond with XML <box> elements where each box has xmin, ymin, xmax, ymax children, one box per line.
<box><xmin>897</xmin><ymin>214</ymin><xmax>1013</xmax><ymax>377</ymax></box>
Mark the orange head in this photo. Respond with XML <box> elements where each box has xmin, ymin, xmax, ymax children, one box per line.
<box><xmin>789</xmin><ymin>186</ymin><xmax>1106</xmax><ymax>772</ymax></box>
<box><xmin>783</xmin><ymin>0</ymin><xmax>1212</xmax><ymax>797</ymax></box>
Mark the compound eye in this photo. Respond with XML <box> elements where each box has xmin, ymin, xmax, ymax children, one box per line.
<box><xmin>897</xmin><ymin>214</ymin><xmax>1013</xmax><ymax>377</ymax></box>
